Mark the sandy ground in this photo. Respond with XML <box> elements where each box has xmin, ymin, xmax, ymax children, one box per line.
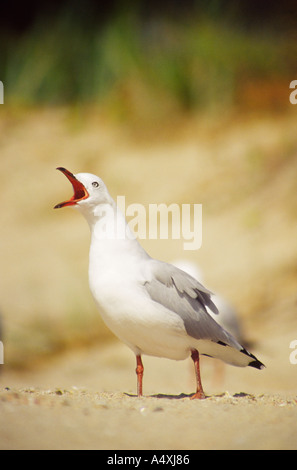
<box><xmin>1</xmin><ymin>323</ymin><xmax>297</xmax><ymax>450</ymax></box>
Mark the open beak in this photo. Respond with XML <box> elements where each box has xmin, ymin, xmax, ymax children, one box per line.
<box><xmin>54</xmin><ymin>167</ymin><xmax>89</xmax><ymax>209</ymax></box>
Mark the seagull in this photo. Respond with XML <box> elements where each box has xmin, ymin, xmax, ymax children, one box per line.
<box><xmin>54</xmin><ymin>168</ymin><xmax>265</xmax><ymax>399</ymax></box>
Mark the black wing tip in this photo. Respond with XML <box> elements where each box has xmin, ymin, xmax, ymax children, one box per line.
<box><xmin>248</xmin><ymin>359</ymin><xmax>265</xmax><ymax>370</ymax></box>
<box><xmin>240</xmin><ymin>347</ymin><xmax>265</xmax><ymax>370</ymax></box>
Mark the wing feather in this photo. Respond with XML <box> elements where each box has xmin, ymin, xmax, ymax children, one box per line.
<box><xmin>144</xmin><ymin>260</ymin><xmax>241</xmax><ymax>349</ymax></box>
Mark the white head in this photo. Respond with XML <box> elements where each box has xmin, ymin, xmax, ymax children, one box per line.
<box><xmin>54</xmin><ymin>167</ymin><xmax>134</xmax><ymax>241</ymax></box>
<box><xmin>54</xmin><ymin>168</ymin><xmax>113</xmax><ymax>212</ymax></box>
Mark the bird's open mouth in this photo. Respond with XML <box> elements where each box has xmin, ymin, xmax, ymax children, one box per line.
<box><xmin>54</xmin><ymin>167</ymin><xmax>89</xmax><ymax>209</ymax></box>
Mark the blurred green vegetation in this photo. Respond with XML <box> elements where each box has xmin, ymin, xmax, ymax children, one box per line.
<box><xmin>1</xmin><ymin>8</ymin><xmax>296</xmax><ymax>117</ymax></box>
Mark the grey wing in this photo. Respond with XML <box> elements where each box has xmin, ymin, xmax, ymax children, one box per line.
<box><xmin>144</xmin><ymin>259</ymin><xmax>242</xmax><ymax>350</ymax></box>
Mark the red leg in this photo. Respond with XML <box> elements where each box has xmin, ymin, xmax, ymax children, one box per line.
<box><xmin>136</xmin><ymin>355</ymin><xmax>144</xmax><ymax>397</ymax></box>
<box><xmin>190</xmin><ymin>349</ymin><xmax>206</xmax><ymax>399</ymax></box>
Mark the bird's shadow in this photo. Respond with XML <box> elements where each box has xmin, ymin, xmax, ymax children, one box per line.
<box><xmin>124</xmin><ymin>392</ymin><xmax>203</xmax><ymax>400</ymax></box>
<box><xmin>124</xmin><ymin>391</ymin><xmax>254</xmax><ymax>400</ymax></box>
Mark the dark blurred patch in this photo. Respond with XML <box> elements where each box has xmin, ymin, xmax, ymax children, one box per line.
<box><xmin>0</xmin><ymin>0</ymin><xmax>114</xmax><ymax>33</ymax></box>
<box><xmin>2</xmin><ymin>0</ymin><xmax>297</xmax><ymax>34</ymax></box>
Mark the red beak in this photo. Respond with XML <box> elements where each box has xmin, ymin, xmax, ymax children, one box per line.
<box><xmin>54</xmin><ymin>167</ymin><xmax>89</xmax><ymax>209</ymax></box>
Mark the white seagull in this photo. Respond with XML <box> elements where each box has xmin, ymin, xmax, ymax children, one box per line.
<box><xmin>54</xmin><ymin>168</ymin><xmax>264</xmax><ymax>399</ymax></box>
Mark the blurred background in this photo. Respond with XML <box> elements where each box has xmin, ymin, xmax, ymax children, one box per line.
<box><xmin>0</xmin><ymin>0</ymin><xmax>296</xmax><ymax>391</ymax></box>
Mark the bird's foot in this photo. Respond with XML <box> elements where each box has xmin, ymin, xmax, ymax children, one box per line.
<box><xmin>190</xmin><ymin>391</ymin><xmax>206</xmax><ymax>400</ymax></box>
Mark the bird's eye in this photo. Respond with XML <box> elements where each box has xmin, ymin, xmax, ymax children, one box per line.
<box><xmin>92</xmin><ymin>181</ymin><xmax>99</xmax><ymax>188</ymax></box>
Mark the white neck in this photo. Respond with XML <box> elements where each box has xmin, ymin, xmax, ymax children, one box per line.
<box><xmin>78</xmin><ymin>199</ymin><xmax>149</xmax><ymax>270</ymax></box>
